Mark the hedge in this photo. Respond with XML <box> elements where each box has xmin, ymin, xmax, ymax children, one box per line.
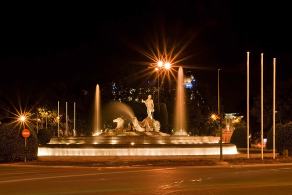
<box><xmin>230</xmin><ymin>123</ymin><xmax>247</xmax><ymax>148</ymax></box>
<box><xmin>267</xmin><ymin>122</ymin><xmax>292</xmax><ymax>155</ymax></box>
<box><xmin>37</xmin><ymin>128</ymin><xmax>53</xmax><ymax>145</ymax></box>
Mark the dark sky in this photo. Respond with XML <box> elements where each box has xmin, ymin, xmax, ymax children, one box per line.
<box><xmin>0</xmin><ymin>1</ymin><xmax>291</xmax><ymax>112</ymax></box>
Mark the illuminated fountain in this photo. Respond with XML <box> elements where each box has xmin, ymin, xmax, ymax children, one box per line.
<box><xmin>173</xmin><ymin>66</ymin><xmax>188</xmax><ymax>136</ymax></box>
<box><xmin>92</xmin><ymin>84</ymin><xmax>102</xmax><ymax>136</ymax></box>
<box><xmin>38</xmin><ymin>79</ymin><xmax>238</xmax><ymax>156</ymax></box>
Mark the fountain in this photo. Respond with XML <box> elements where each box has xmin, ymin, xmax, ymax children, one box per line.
<box><xmin>38</xmin><ymin>79</ymin><xmax>238</xmax><ymax>156</ymax></box>
<box><xmin>92</xmin><ymin>84</ymin><xmax>102</xmax><ymax>136</ymax></box>
<box><xmin>98</xmin><ymin>99</ymin><xmax>165</xmax><ymax>136</ymax></box>
<box><xmin>173</xmin><ymin>66</ymin><xmax>188</xmax><ymax>136</ymax></box>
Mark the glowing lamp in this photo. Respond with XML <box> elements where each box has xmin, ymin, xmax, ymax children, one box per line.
<box><xmin>164</xmin><ymin>62</ymin><xmax>171</xmax><ymax>69</ymax></box>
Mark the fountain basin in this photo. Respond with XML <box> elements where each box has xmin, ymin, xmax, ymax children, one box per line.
<box><xmin>48</xmin><ymin>136</ymin><xmax>221</xmax><ymax>145</ymax></box>
<box><xmin>38</xmin><ymin>136</ymin><xmax>237</xmax><ymax>156</ymax></box>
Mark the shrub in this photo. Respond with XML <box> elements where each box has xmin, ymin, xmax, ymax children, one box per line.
<box><xmin>37</xmin><ymin>128</ymin><xmax>53</xmax><ymax>145</ymax></box>
<box><xmin>267</xmin><ymin>122</ymin><xmax>292</xmax><ymax>155</ymax></box>
<box><xmin>0</xmin><ymin>124</ymin><xmax>38</xmax><ymax>162</ymax></box>
<box><xmin>230</xmin><ymin>123</ymin><xmax>247</xmax><ymax>148</ymax></box>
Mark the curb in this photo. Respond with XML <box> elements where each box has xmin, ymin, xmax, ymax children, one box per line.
<box><xmin>2</xmin><ymin>160</ymin><xmax>292</xmax><ymax>169</ymax></box>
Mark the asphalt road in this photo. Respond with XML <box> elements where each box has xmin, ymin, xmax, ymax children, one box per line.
<box><xmin>1</xmin><ymin>164</ymin><xmax>292</xmax><ymax>194</ymax></box>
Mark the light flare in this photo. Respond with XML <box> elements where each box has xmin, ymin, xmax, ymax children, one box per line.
<box><xmin>126</xmin><ymin>33</ymin><xmax>194</xmax><ymax>85</ymax></box>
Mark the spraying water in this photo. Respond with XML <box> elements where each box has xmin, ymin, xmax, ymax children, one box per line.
<box><xmin>104</xmin><ymin>101</ymin><xmax>135</xmax><ymax>120</ymax></box>
<box><xmin>92</xmin><ymin>84</ymin><xmax>102</xmax><ymax>136</ymax></box>
<box><xmin>174</xmin><ymin>66</ymin><xmax>187</xmax><ymax>135</ymax></box>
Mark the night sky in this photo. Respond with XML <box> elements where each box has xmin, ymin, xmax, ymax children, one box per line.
<box><xmin>0</xmin><ymin>1</ymin><xmax>291</xmax><ymax>112</ymax></box>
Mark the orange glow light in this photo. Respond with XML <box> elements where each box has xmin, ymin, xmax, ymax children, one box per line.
<box><xmin>164</xmin><ymin>62</ymin><xmax>171</xmax><ymax>69</ymax></box>
<box><xmin>157</xmin><ymin>60</ymin><xmax>164</xmax><ymax>67</ymax></box>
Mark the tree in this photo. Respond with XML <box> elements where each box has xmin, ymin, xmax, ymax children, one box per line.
<box><xmin>267</xmin><ymin>122</ymin><xmax>292</xmax><ymax>155</ymax></box>
<box><xmin>277</xmin><ymin>79</ymin><xmax>292</xmax><ymax>124</ymax></box>
<box><xmin>250</xmin><ymin>79</ymin><xmax>292</xmax><ymax>139</ymax></box>
<box><xmin>230</xmin><ymin>122</ymin><xmax>247</xmax><ymax>148</ymax></box>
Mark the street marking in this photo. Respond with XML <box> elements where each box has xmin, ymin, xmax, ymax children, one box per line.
<box><xmin>279</xmin><ymin>167</ymin><xmax>292</xmax><ymax>170</ymax></box>
<box><xmin>0</xmin><ymin>167</ymin><xmax>175</xmax><ymax>184</ymax></box>
<box><xmin>191</xmin><ymin>178</ymin><xmax>202</xmax><ymax>182</ymax></box>
<box><xmin>0</xmin><ymin>171</ymin><xmax>41</xmax><ymax>176</ymax></box>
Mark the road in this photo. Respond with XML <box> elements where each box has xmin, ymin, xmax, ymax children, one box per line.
<box><xmin>1</xmin><ymin>164</ymin><xmax>292</xmax><ymax>194</ymax></box>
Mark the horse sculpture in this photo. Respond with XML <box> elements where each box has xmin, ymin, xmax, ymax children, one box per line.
<box><xmin>131</xmin><ymin>117</ymin><xmax>160</xmax><ymax>132</ymax></box>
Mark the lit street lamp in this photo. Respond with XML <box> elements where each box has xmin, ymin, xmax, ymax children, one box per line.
<box><xmin>164</xmin><ymin>62</ymin><xmax>171</xmax><ymax>70</ymax></box>
<box><xmin>18</xmin><ymin>114</ymin><xmax>27</xmax><ymax>129</ymax></box>
<box><xmin>210</xmin><ymin>113</ymin><xmax>219</xmax><ymax>121</ymax></box>
<box><xmin>157</xmin><ymin>60</ymin><xmax>163</xmax><ymax>68</ymax></box>
<box><xmin>154</xmin><ymin>60</ymin><xmax>171</xmax><ymax>111</ymax></box>
<box><xmin>19</xmin><ymin>115</ymin><xmax>26</xmax><ymax>123</ymax></box>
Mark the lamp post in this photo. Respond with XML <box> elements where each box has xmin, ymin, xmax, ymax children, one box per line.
<box><xmin>36</xmin><ymin>117</ymin><xmax>41</xmax><ymax>134</ymax></box>
<box><xmin>273</xmin><ymin>58</ymin><xmax>276</xmax><ymax>159</ymax></box>
<box><xmin>261</xmin><ymin>53</ymin><xmax>264</xmax><ymax>160</ymax></box>
<box><xmin>57</xmin><ymin>100</ymin><xmax>60</xmax><ymax>137</ymax></box>
<box><xmin>156</xmin><ymin>60</ymin><xmax>163</xmax><ymax>111</ymax></box>
<box><xmin>218</xmin><ymin>68</ymin><xmax>223</xmax><ymax>161</ymax></box>
<box><xmin>65</xmin><ymin>101</ymin><xmax>68</xmax><ymax>137</ymax></box>
<box><xmin>155</xmin><ymin>60</ymin><xmax>171</xmax><ymax>111</ymax></box>
<box><xmin>36</xmin><ymin>117</ymin><xmax>38</xmax><ymax>133</ymax></box>
<box><xmin>45</xmin><ymin>112</ymin><xmax>48</xmax><ymax>129</ymax></box>
<box><xmin>73</xmin><ymin>101</ymin><xmax>76</xmax><ymax>136</ymax></box>
<box><xmin>247</xmin><ymin>51</ymin><xmax>250</xmax><ymax>159</ymax></box>
<box><xmin>19</xmin><ymin>115</ymin><xmax>29</xmax><ymax>163</ymax></box>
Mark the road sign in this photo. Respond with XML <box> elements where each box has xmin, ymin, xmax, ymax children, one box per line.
<box><xmin>22</xmin><ymin>129</ymin><xmax>30</xmax><ymax>138</ymax></box>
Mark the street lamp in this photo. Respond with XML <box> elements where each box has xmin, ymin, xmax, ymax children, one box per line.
<box><xmin>19</xmin><ymin>115</ymin><xmax>26</xmax><ymax>123</ymax></box>
<box><xmin>17</xmin><ymin>112</ymin><xmax>30</xmax><ymax>129</ymax></box>
<box><xmin>157</xmin><ymin>60</ymin><xmax>163</xmax><ymax>68</ymax></box>
<box><xmin>247</xmin><ymin>51</ymin><xmax>250</xmax><ymax>159</ymax></box>
<box><xmin>210</xmin><ymin>113</ymin><xmax>219</xmax><ymax>121</ymax></box>
<box><xmin>18</xmin><ymin>114</ymin><xmax>27</xmax><ymax>129</ymax></box>
<box><xmin>218</xmin><ymin>68</ymin><xmax>223</xmax><ymax>161</ymax></box>
<box><xmin>273</xmin><ymin>58</ymin><xmax>277</xmax><ymax>160</ymax></box>
<box><xmin>36</xmin><ymin>118</ymin><xmax>41</xmax><ymax>133</ymax></box>
<box><xmin>164</xmin><ymin>62</ymin><xmax>171</xmax><ymax>70</ymax></box>
<box><xmin>155</xmin><ymin>60</ymin><xmax>172</xmax><ymax>111</ymax></box>
<box><xmin>45</xmin><ymin>112</ymin><xmax>48</xmax><ymax>129</ymax></box>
